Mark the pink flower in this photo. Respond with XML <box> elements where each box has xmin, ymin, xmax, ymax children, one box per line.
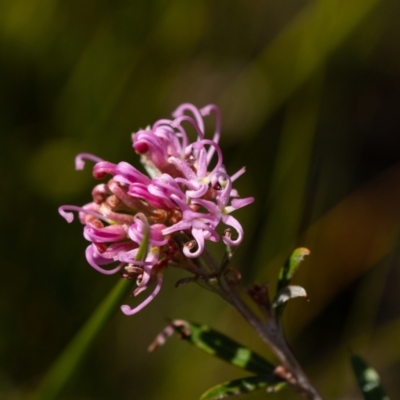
<box><xmin>59</xmin><ymin>103</ymin><xmax>253</xmax><ymax>315</ymax></box>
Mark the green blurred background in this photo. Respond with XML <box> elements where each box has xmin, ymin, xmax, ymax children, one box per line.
<box><xmin>1</xmin><ymin>0</ymin><xmax>400</xmax><ymax>398</ymax></box>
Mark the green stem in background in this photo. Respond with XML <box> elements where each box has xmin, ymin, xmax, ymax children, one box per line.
<box><xmin>251</xmin><ymin>72</ymin><xmax>322</xmax><ymax>281</ymax></box>
<box><xmin>29</xmin><ymin>278</ymin><xmax>134</xmax><ymax>400</ymax></box>
<box><xmin>220</xmin><ymin>0</ymin><xmax>382</xmax><ymax>131</ymax></box>
<box><xmin>29</xmin><ymin>227</ymin><xmax>149</xmax><ymax>400</ymax></box>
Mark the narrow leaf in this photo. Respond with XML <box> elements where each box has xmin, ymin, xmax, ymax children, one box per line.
<box><xmin>277</xmin><ymin>247</ymin><xmax>310</xmax><ymax>292</ymax></box>
<box><xmin>149</xmin><ymin>320</ymin><xmax>276</xmax><ymax>375</ymax></box>
<box><xmin>351</xmin><ymin>355</ymin><xmax>389</xmax><ymax>400</ymax></box>
<box><xmin>272</xmin><ymin>285</ymin><xmax>307</xmax><ymax>309</ymax></box>
<box><xmin>200</xmin><ymin>375</ymin><xmax>283</xmax><ymax>400</ymax></box>
<box><xmin>29</xmin><ymin>229</ymin><xmax>149</xmax><ymax>400</ymax></box>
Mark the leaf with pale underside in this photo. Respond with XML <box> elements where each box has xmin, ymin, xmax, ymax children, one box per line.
<box><xmin>272</xmin><ymin>285</ymin><xmax>307</xmax><ymax>309</ymax></box>
<box><xmin>149</xmin><ymin>320</ymin><xmax>276</xmax><ymax>375</ymax></box>
<box><xmin>351</xmin><ymin>355</ymin><xmax>389</xmax><ymax>400</ymax></box>
<box><xmin>200</xmin><ymin>375</ymin><xmax>284</xmax><ymax>400</ymax></box>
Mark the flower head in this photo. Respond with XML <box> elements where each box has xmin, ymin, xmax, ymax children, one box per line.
<box><xmin>59</xmin><ymin>103</ymin><xmax>253</xmax><ymax>315</ymax></box>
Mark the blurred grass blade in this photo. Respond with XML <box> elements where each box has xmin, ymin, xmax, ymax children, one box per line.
<box><xmin>277</xmin><ymin>247</ymin><xmax>310</xmax><ymax>292</ymax></box>
<box><xmin>351</xmin><ymin>355</ymin><xmax>389</xmax><ymax>400</ymax></box>
<box><xmin>221</xmin><ymin>0</ymin><xmax>383</xmax><ymax>132</ymax></box>
<box><xmin>30</xmin><ymin>228</ymin><xmax>149</xmax><ymax>400</ymax></box>
<box><xmin>29</xmin><ymin>279</ymin><xmax>134</xmax><ymax>400</ymax></box>
<box><xmin>149</xmin><ymin>320</ymin><xmax>275</xmax><ymax>375</ymax></box>
<box><xmin>200</xmin><ymin>375</ymin><xmax>283</xmax><ymax>400</ymax></box>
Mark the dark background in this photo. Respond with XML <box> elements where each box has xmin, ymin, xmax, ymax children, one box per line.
<box><xmin>1</xmin><ymin>0</ymin><xmax>400</xmax><ymax>398</ymax></box>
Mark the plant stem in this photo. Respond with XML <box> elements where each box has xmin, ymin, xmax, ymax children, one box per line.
<box><xmin>217</xmin><ymin>276</ymin><xmax>324</xmax><ymax>400</ymax></box>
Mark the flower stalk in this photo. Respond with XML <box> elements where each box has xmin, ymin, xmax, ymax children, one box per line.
<box><xmin>58</xmin><ymin>103</ymin><xmax>323</xmax><ymax>399</ymax></box>
<box><xmin>217</xmin><ymin>275</ymin><xmax>324</xmax><ymax>400</ymax></box>
<box><xmin>179</xmin><ymin>246</ymin><xmax>323</xmax><ymax>399</ymax></box>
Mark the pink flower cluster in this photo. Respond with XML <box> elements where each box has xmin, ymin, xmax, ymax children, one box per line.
<box><xmin>59</xmin><ymin>103</ymin><xmax>253</xmax><ymax>315</ymax></box>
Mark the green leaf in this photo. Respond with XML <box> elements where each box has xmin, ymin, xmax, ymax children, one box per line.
<box><xmin>351</xmin><ymin>355</ymin><xmax>389</xmax><ymax>400</ymax></box>
<box><xmin>150</xmin><ymin>320</ymin><xmax>276</xmax><ymax>375</ymax></box>
<box><xmin>277</xmin><ymin>248</ymin><xmax>310</xmax><ymax>292</ymax></box>
<box><xmin>29</xmin><ymin>227</ymin><xmax>149</xmax><ymax>400</ymax></box>
<box><xmin>200</xmin><ymin>375</ymin><xmax>284</xmax><ymax>400</ymax></box>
